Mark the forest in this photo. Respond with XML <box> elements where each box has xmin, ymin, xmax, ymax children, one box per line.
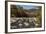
<box><xmin>11</xmin><ymin>5</ymin><xmax>42</xmax><ymax>17</ymax></box>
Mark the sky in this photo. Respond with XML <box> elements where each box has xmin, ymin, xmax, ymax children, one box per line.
<box><xmin>19</xmin><ymin>5</ymin><xmax>40</xmax><ymax>10</ymax></box>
